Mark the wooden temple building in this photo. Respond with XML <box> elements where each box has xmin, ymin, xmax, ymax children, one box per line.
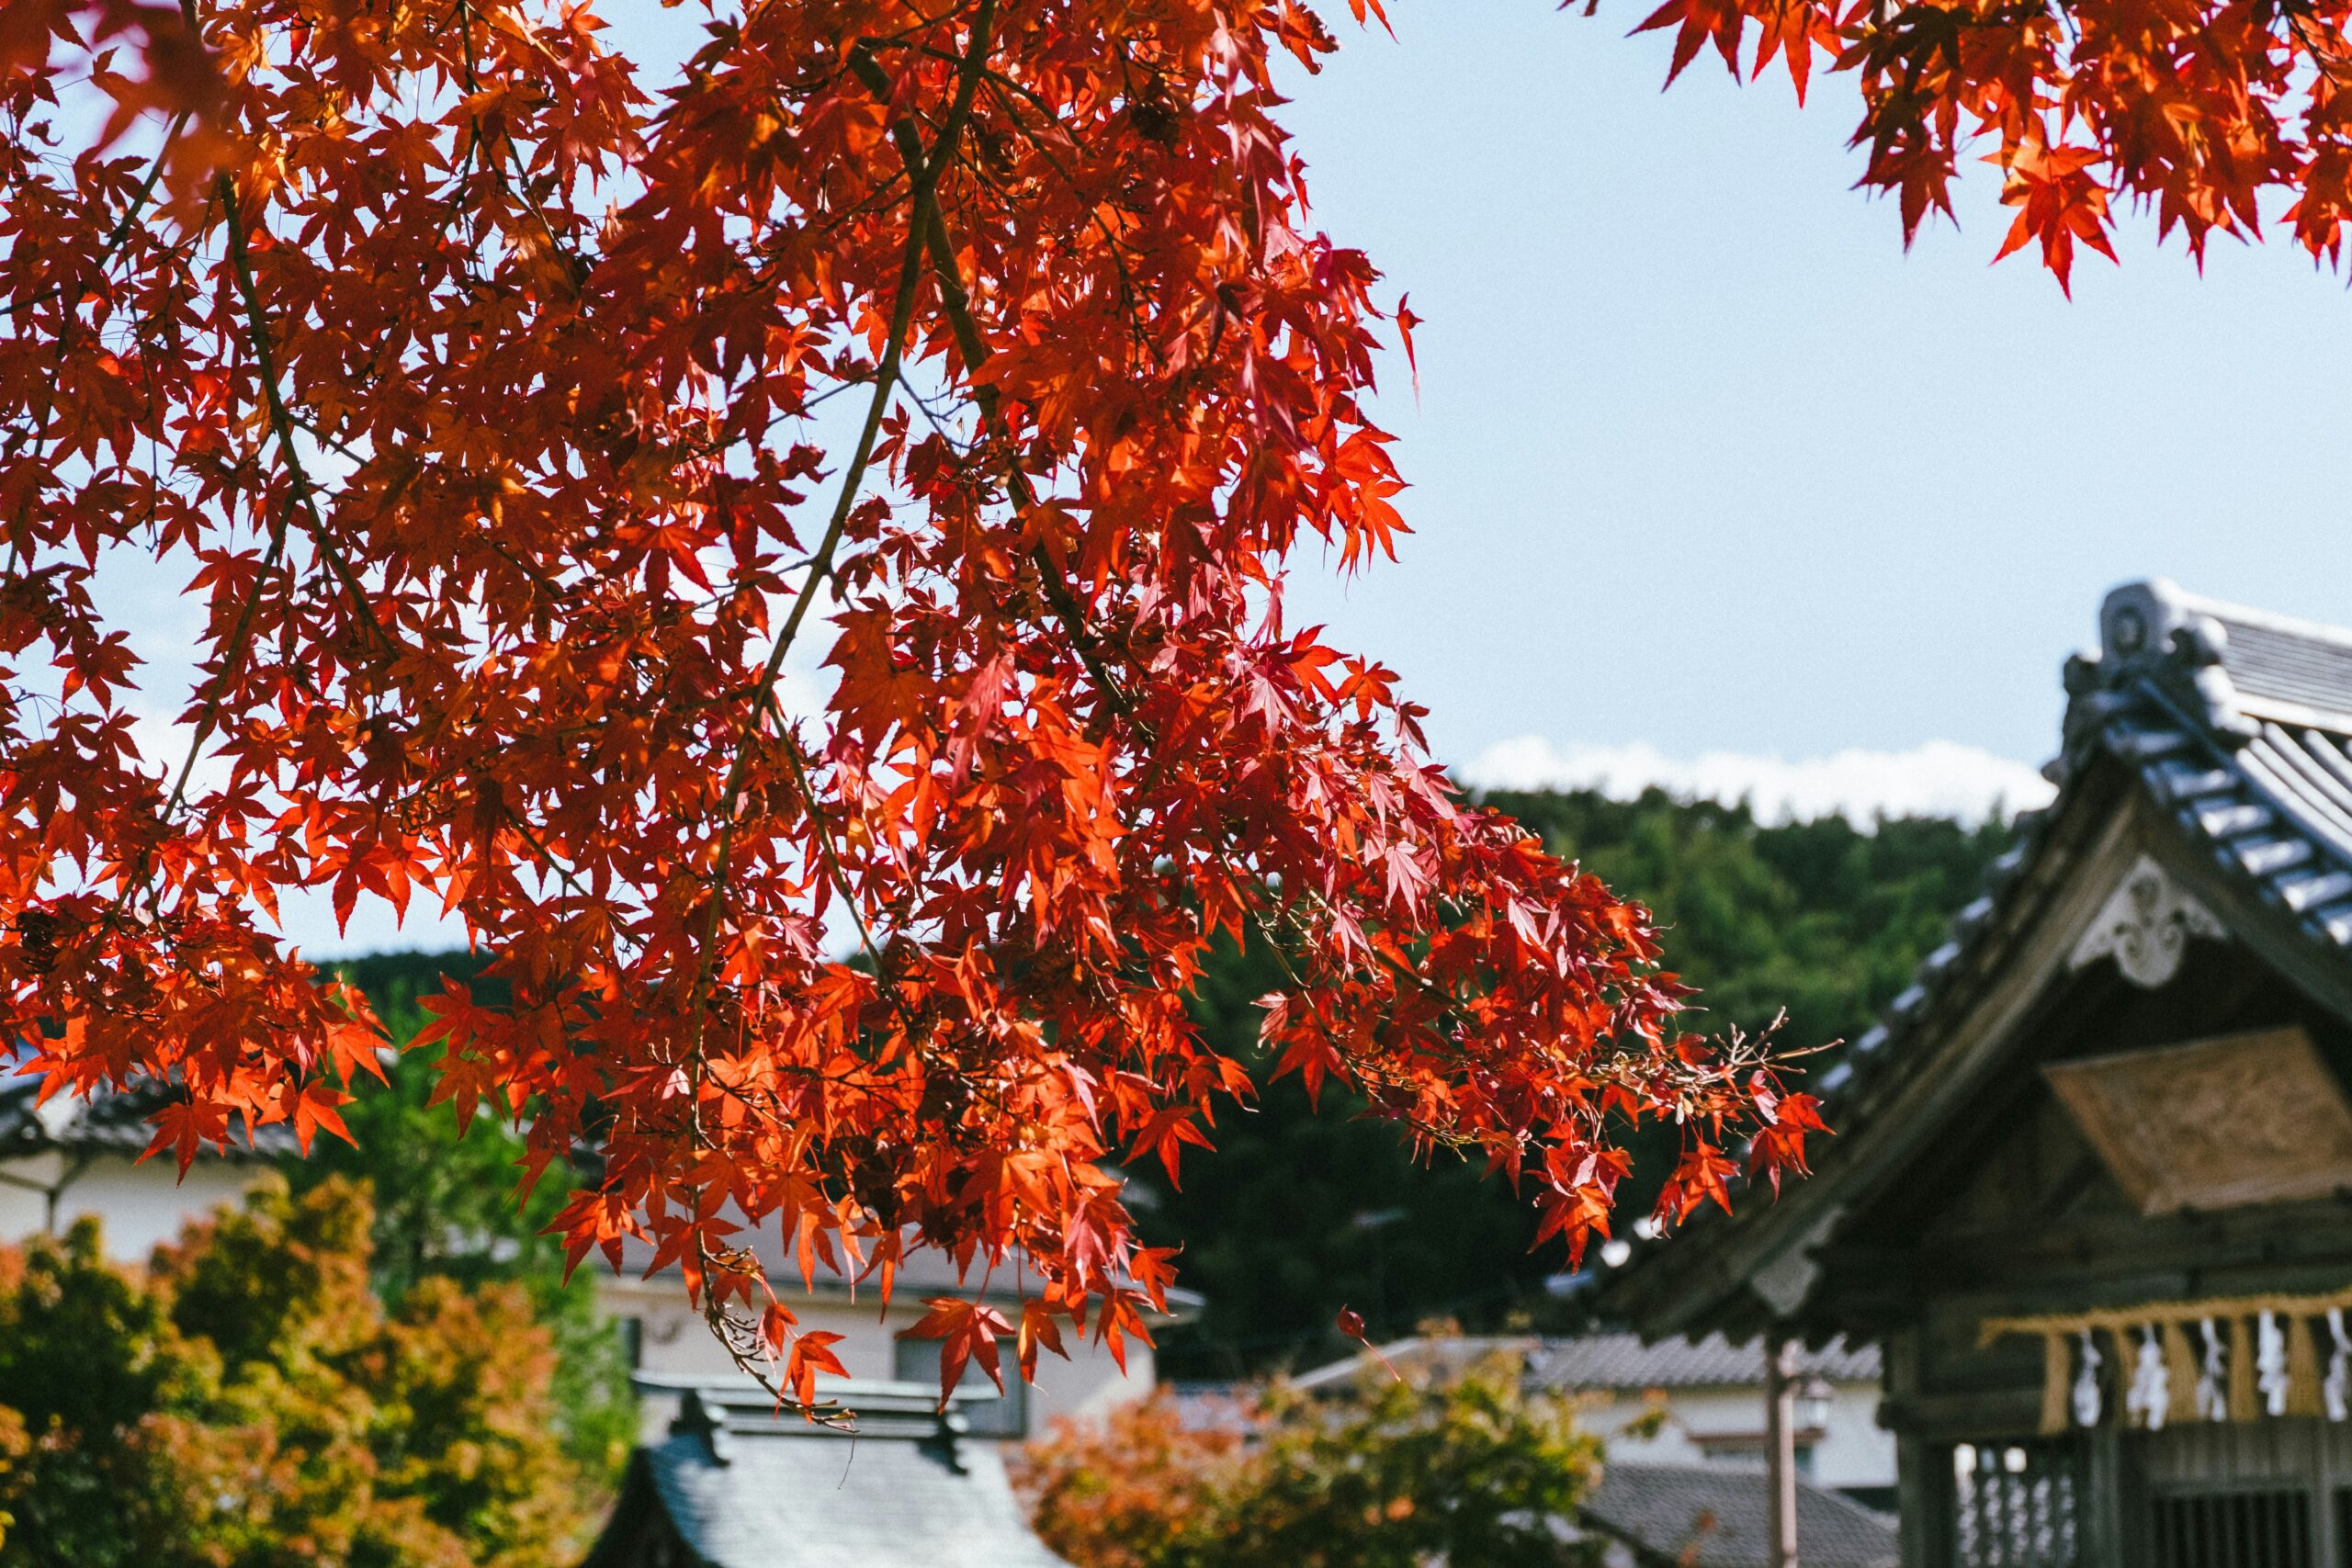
<box><xmin>1605</xmin><ymin>581</ymin><xmax>2352</xmax><ymax>1568</ymax></box>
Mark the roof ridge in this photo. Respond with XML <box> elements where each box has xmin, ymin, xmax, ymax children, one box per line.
<box><xmin>2139</xmin><ymin>578</ymin><xmax>2352</xmax><ymax>655</ymax></box>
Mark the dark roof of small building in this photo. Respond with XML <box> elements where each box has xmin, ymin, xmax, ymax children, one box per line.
<box><xmin>582</xmin><ymin>1380</ymin><xmax>1071</xmax><ymax>1568</ymax></box>
<box><xmin>0</xmin><ymin>1065</ymin><xmax>297</xmax><ymax>1161</ymax></box>
<box><xmin>1581</xmin><ymin>1463</ymin><xmax>1897</xmax><ymax>1568</ymax></box>
<box><xmin>1290</xmin><ymin>1332</ymin><xmax>1878</xmax><ymax>1393</ymax></box>
<box><xmin>1600</xmin><ymin>580</ymin><xmax>2352</xmax><ymax>1340</ymax></box>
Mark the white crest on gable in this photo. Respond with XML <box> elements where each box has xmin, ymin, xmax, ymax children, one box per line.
<box><xmin>2068</xmin><ymin>854</ymin><xmax>2227</xmax><ymax>988</ymax></box>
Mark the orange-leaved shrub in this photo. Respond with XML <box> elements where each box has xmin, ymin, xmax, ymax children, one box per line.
<box><xmin>1015</xmin><ymin>1346</ymin><xmax>1602</xmax><ymax>1568</ymax></box>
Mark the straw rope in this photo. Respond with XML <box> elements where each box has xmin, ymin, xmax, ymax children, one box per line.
<box><xmin>1984</xmin><ymin>1287</ymin><xmax>2352</xmax><ymax>1432</ymax></box>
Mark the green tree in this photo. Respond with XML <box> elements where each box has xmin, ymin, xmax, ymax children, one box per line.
<box><xmin>1142</xmin><ymin>790</ymin><xmax>2007</xmax><ymax>1376</ymax></box>
<box><xmin>1017</xmin><ymin>1347</ymin><xmax>1601</xmax><ymax>1568</ymax></box>
<box><xmin>0</xmin><ymin>1178</ymin><xmax>592</xmax><ymax>1568</ymax></box>
<box><xmin>297</xmin><ymin>952</ymin><xmax>636</xmax><ymax>1484</ymax></box>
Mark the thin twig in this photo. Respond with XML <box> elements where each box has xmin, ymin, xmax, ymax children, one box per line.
<box><xmin>4</xmin><ymin>112</ymin><xmax>190</xmax><ymax>316</ymax></box>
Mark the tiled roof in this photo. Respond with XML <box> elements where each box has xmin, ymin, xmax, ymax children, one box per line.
<box><xmin>1582</xmin><ymin>1463</ymin><xmax>1896</xmax><ymax>1568</ymax></box>
<box><xmin>1600</xmin><ymin>580</ymin><xmax>2352</xmax><ymax>1338</ymax></box>
<box><xmin>1291</xmin><ymin>1333</ymin><xmax>1877</xmax><ymax>1393</ymax></box>
<box><xmin>1814</xmin><ymin>579</ymin><xmax>2352</xmax><ymax>1110</ymax></box>
<box><xmin>583</xmin><ymin>1380</ymin><xmax>1069</xmax><ymax>1568</ymax></box>
<box><xmin>1533</xmin><ymin>1331</ymin><xmax>1877</xmax><ymax>1391</ymax></box>
<box><xmin>0</xmin><ymin>1066</ymin><xmax>296</xmax><ymax>1160</ymax></box>
<box><xmin>1286</xmin><ymin>1335</ymin><xmax>1541</xmax><ymax>1392</ymax></box>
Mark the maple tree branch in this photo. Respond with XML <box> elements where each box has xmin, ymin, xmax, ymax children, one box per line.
<box><xmin>2</xmin><ymin>118</ymin><xmax>203</xmax><ymax>586</ymax></box>
<box><xmin>2281</xmin><ymin>4</ymin><xmax>2352</xmax><ymax>88</ymax></box>
<box><xmin>214</xmin><ymin>178</ymin><xmax>401</xmax><ymax>663</ymax></box>
<box><xmin>144</xmin><ymin>177</ymin><xmax>334</xmax><ymax>857</ymax></box>
<box><xmin>448</xmin><ymin>0</ymin><xmax>591</xmax><ymax>288</ymax></box>
<box><xmin>4</xmin><ymin>112</ymin><xmax>189</xmax><ymax>316</ymax></box>
<box><xmin>975</xmin><ymin>73</ymin><xmax>1161</xmax><ymax>368</ymax></box>
<box><xmin>686</xmin><ymin>0</ymin><xmax>1002</xmax><ymax>1062</ymax></box>
<box><xmin>153</xmin><ymin>491</ymin><xmax>299</xmax><ymax>847</ymax></box>
<box><xmin>774</xmin><ymin>728</ymin><xmax>919</xmax><ymax>1032</ymax></box>
<box><xmin>146</xmin><ymin>179</ymin><xmax>573</xmax><ymax>950</ymax></box>
<box><xmin>927</xmin><ymin>257</ymin><xmax>1144</xmax><ymax>727</ymax></box>
<box><xmin>263</xmin><ymin>411</ymin><xmax>609</xmax><ymax>924</ymax></box>
<box><xmin>844</xmin><ymin>48</ymin><xmax>1140</xmax><ymax>722</ymax></box>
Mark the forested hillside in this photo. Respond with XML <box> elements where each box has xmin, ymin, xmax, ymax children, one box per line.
<box><xmin>328</xmin><ymin>788</ymin><xmax>2008</xmax><ymax>1382</ymax></box>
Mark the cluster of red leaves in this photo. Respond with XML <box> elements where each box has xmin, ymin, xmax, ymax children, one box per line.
<box><xmin>1635</xmin><ymin>0</ymin><xmax>2352</xmax><ymax>288</ymax></box>
<box><xmin>0</xmin><ymin>0</ymin><xmax>1814</xmax><ymax>1406</ymax></box>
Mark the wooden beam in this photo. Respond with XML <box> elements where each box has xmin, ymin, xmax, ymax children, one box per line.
<box><xmin>1875</xmin><ymin>1386</ymin><xmax>2048</xmax><ymax>1443</ymax></box>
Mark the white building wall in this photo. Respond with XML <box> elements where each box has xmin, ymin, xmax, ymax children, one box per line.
<box><xmin>600</xmin><ymin>1273</ymin><xmax>1155</xmax><ymax>1443</ymax></box>
<box><xmin>0</xmin><ymin>1150</ymin><xmax>264</xmax><ymax>1260</ymax></box>
<box><xmin>1577</xmin><ymin>1380</ymin><xmax>1894</xmax><ymax>1491</ymax></box>
<box><xmin>0</xmin><ymin>1152</ymin><xmax>62</xmax><ymax>1241</ymax></box>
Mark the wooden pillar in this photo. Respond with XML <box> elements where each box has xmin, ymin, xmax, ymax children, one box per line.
<box><xmin>1883</xmin><ymin>1328</ymin><xmax>1950</xmax><ymax>1568</ymax></box>
<box><xmin>1768</xmin><ymin>1334</ymin><xmax>1799</xmax><ymax>1568</ymax></box>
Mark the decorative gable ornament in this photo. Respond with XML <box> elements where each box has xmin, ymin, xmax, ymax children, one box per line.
<box><xmin>1747</xmin><ymin>1204</ymin><xmax>1844</xmax><ymax>1320</ymax></box>
<box><xmin>2067</xmin><ymin>854</ymin><xmax>2226</xmax><ymax>988</ymax></box>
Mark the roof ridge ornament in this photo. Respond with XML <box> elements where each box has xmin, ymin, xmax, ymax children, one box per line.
<box><xmin>2074</xmin><ymin>580</ymin><xmax>2256</xmax><ymax>743</ymax></box>
<box><xmin>671</xmin><ymin>1388</ymin><xmax>734</xmax><ymax>1466</ymax></box>
<box><xmin>2067</xmin><ymin>854</ymin><xmax>2226</xmax><ymax>988</ymax></box>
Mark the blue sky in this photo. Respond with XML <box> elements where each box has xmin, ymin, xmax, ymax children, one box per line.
<box><xmin>1261</xmin><ymin>1</ymin><xmax>2352</xmax><ymax>795</ymax></box>
<box><xmin>276</xmin><ymin>1</ymin><xmax>2352</xmax><ymax>949</ymax></box>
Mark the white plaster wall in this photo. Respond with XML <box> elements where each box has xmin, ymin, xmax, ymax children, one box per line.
<box><xmin>1806</xmin><ymin>1382</ymin><xmax>1898</xmax><ymax>1489</ymax></box>
<box><xmin>60</xmin><ymin>1157</ymin><xmax>258</xmax><ymax>1258</ymax></box>
<box><xmin>0</xmin><ymin>1152</ymin><xmax>262</xmax><ymax>1261</ymax></box>
<box><xmin>0</xmin><ymin>1153</ymin><xmax>63</xmax><ymax>1241</ymax></box>
<box><xmin>600</xmin><ymin>1274</ymin><xmax>1155</xmax><ymax>1444</ymax></box>
<box><xmin>1578</xmin><ymin>1381</ymin><xmax>1894</xmax><ymax>1491</ymax></box>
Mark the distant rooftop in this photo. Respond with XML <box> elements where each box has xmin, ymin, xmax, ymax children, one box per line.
<box><xmin>1533</xmin><ymin>1331</ymin><xmax>1878</xmax><ymax>1392</ymax></box>
<box><xmin>1289</xmin><ymin>1331</ymin><xmax>1878</xmax><ymax>1394</ymax></box>
<box><xmin>1583</xmin><ymin>1462</ymin><xmax>1897</xmax><ymax>1568</ymax></box>
<box><xmin>0</xmin><ymin>1058</ymin><xmax>296</xmax><ymax>1161</ymax></box>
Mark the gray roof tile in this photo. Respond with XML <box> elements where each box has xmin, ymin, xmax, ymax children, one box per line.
<box><xmin>1533</xmin><ymin>1332</ymin><xmax>1878</xmax><ymax>1391</ymax></box>
<box><xmin>1582</xmin><ymin>1463</ymin><xmax>1896</xmax><ymax>1568</ymax></box>
<box><xmin>1290</xmin><ymin>1332</ymin><xmax>1878</xmax><ymax>1393</ymax></box>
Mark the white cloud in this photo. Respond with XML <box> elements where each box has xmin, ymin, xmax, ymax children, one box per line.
<box><xmin>1457</xmin><ymin>736</ymin><xmax>2055</xmax><ymax>826</ymax></box>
